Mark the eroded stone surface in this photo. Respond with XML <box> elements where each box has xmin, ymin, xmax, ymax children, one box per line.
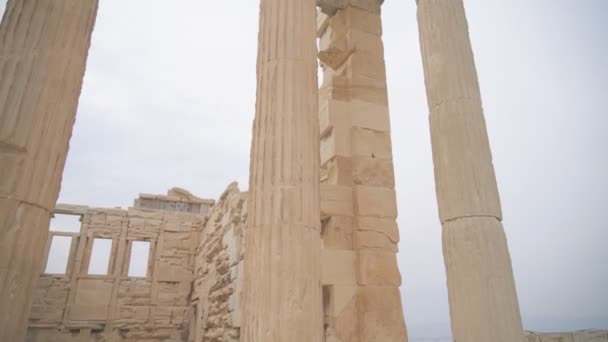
<box><xmin>318</xmin><ymin>4</ymin><xmax>408</xmax><ymax>342</ymax></box>
<box><xmin>26</xmin><ymin>189</ymin><xmax>209</xmax><ymax>342</ymax></box>
<box><xmin>417</xmin><ymin>1</ymin><xmax>524</xmax><ymax>341</ymax></box>
<box><xmin>0</xmin><ymin>1</ymin><xmax>98</xmax><ymax>340</ymax></box>
<box><xmin>241</xmin><ymin>0</ymin><xmax>323</xmax><ymax>341</ymax></box>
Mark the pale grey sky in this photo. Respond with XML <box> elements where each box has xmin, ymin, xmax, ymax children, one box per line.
<box><xmin>3</xmin><ymin>0</ymin><xmax>606</xmax><ymax>339</ymax></box>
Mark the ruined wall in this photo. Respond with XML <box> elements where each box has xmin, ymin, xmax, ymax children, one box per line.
<box><xmin>526</xmin><ymin>330</ymin><xmax>608</xmax><ymax>342</ymax></box>
<box><xmin>134</xmin><ymin>188</ymin><xmax>215</xmax><ymax>216</ymax></box>
<box><xmin>27</xmin><ymin>203</ymin><xmax>206</xmax><ymax>342</ymax></box>
<box><xmin>191</xmin><ymin>183</ymin><xmax>247</xmax><ymax>342</ymax></box>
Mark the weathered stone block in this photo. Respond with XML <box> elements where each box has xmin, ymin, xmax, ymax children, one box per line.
<box><xmin>355</xmin><ymin>230</ymin><xmax>397</xmax><ymax>252</ymax></box>
<box><xmin>355</xmin><ymin>217</ymin><xmax>399</xmax><ymax>243</ymax></box>
<box><xmin>354</xmin><ymin>186</ymin><xmax>397</xmax><ymax>218</ymax></box>
<box><xmin>352</xmin><ymin>157</ymin><xmax>395</xmax><ymax>188</ymax></box>
<box><xmin>322</xmin><ymin>250</ymin><xmax>357</xmax><ymax>285</ymax></box>
<box><xmin>357</xmin><ymin>250</ymin><xmax>401</xmax><ymax>286</ymax></box>
<box><xmin>322</xmin><ymin>216</ymin><xmax>354</xmax><ymax>250</ymax></box>
<box><xmin>321</xmin><ymin>156</ymin><xmax>353</xmax><ymax>186</ymax></box>
<box><xmin>321</xmin><ymin>184</ymin><xmax>354</xmax><ymax>218</ymax></box>
<box><xmin>351</xmin><ymin>127</ymin><xmax>392</xmax><ymax>159</ymax></box>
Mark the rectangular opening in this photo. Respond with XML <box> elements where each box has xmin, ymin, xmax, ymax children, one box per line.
<box><xmin>127</xmin><ymin>241</ymin><xmax>151</xmax><ymax>277</ymax></box>
<box><xmin>50</xmin><ymin>214</ymin><xmax>81</xmax><ymax>233</ymax></box>
<box><xmin>45</xmin><ymin>236</ymin><xmax>73</xmax><ymax>274</ymax></box>
<box><xmin>88</xmin><ymin>238</ymin><xmax>113</xmax><ymax>275</ymax></box>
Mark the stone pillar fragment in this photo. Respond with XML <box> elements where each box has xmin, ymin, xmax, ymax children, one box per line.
<box><xmin>241</xmin><ymin>0</ymin><xmax>322</xmax><ymax>341</ymax></box>
<box><xmin>416</xmin><ymin>1</ymin><xmax>525</xmax><ymax>341</ymax></box>
<box><xmin>318</xmin><ymin>3</ymin><xmax>408</xmax><ymax>341</ymax></box>
<box><xmin>0</xmin><ymin>1</ymin><xmax>98</xmax><ymax>341</ymax></box>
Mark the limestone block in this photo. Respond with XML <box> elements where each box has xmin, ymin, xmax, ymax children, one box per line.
<box><xmin>157</xmin><ymin>282</ymin><xmax>190</xmax><ymax>307</ymax></box>
<box><xmin>117</xmin><ymin>279</ymin><xmax>152</xmax><ymax>306</ymax></box>
<box><xmin>358</xmin><ymin>285</ymin><xmax>402</xmax><ymax>312</ymax></box>
<box><xmin>70</xmin><ymin>279</ymin><xmax>113</xmax><ymax>320</ymax></box>
<box><xmin>429</xmin><ymin>98</ymin><xmax>503</xmax><ymax>222</ymax></box>
<box><xmin>357</xmin><ymin>250</ymin><xmax>401</xmax><ymax>286</ymax></box>
<box><xmin>321</xmin><ymin>184</ymin><xmax>354</xmax><ymax>218</ymax></box>
<box><xmin>322</xmin><ymin>249</ymin><xmax>357</xmax><ymax>285</ymax></box>
<box><xmin>321</xmin><ymin>156</ymin><xmax>353</xmax><ymax>186</ymax></box>
<box><xmin>151</xmin><ymin>307</ymin><xmax>173</xmax><ymax>326</ymax></box>
<box><xmin>355</xmin><ymin>230</ymin><xmax>397</xmax><ymax>252</ymax></box>
<box><xmin>443</xmin><ymin>217</ymin><xmax>523</xmax><ymax>341</ymax></box>
<box><xmin>118</xmin><ymin>305</ymin><xmax>150</xmax><ymax>323</ymax></box>
<box><xmin>157</xmin><ymin>260</ymin><xmax>193</xmax><ymax>282</ymax></box>
<box><xmin>351</xmin><ymin>127</ymin><xmax>392</xmax><ymax>159</ymax></box>
<box><xmin>329</xmin><ymin>289</ymin><xmax>359</xmax><ymax>342</ymax></box>
<box><xmin>325</xmin><ymin>285</ymin><xmax>357</xmax><ymax>318</ymax></box>
<box><xmin>352</xmin><ymin>156</ymin><xmax>395</xmax><ymax>188</ymax></box>
<box><xmin>349</xmin><ymin>29</ymin><xmax>385</xmax><ymax>57</ymax></box>
<box><xmin>320</xmin><ymin>126</ymin><xmax>352</xmax><ymax>164</ymax></box>
<box><xmin>358</xmin><ymin>286</ymin><xmax>408</xmax><ymax>341</ymax></box>
<box><xmin>348</xmin><ymin>52</ymin><xmax>387</xmax><ymax>85</ymax></box>
<box><xmin>322</xmin><ymin>216</ymin><xmax>354</xmax><ymax>250</ymax></box>
<box><xmin>354</xmin><ymin>186</ymin><xmax>397</xmax><ymax>218</ymax></box>
<box><xmin>361</xmin><ymin>309</ymin><xmax>408</xmax><ymax>342</ymax></box>
<box><xmin>318</xmin><ymin>0</ymin><xmax>384</xmax><ymax>15</ymax></box>
<box><xmin>356</xmin><ymin>217</ymin><xmax>399</xmax><ymax>243</ymax></box>
<box><xmin>320</xmin><ymin>99</ymin><xmax>391</xmax><ymax>133</ymax></box>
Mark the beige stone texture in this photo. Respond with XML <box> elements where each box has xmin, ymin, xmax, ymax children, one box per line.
<box><xmin>354</xmin><ymin>186</ymin><xmax>398</xmax><ymax>219</ymax></box>
<box><xmin>318</xmin><ymin>4</ymin><xmax>407</xmax><ymax>341</ymax></box>
<box><xmin>417</xmin><ymin>1</ymin><xmax>525</xmax><ymax>341</ymax></box>
<box><xmin>192</xmin><ymin>183</ymin><xmax>247</xmax><ymax>342</ymax></box>
<box><xmin>27</xmin><ymin>191</ymin><xmax>206</xmax><ymax>342</ymax></box>
<box><xmin>321</xmin><ymin>184</ymin><xmax>355</xmax><ymax>218</ymax></box>
<box><xmin>443</xmin><ymin>217</ymin><xmax>523</xmax><ymax>341</ymax></box>
<box><xmin>322</xmin><ymin>249</ymin><xmax>358</xmax><ymax>285</ymax></box>
<box><xmin>241</xmin><ymin>0</ymin><xmax>322</xmax><ymax>341</ymax></box>
<box><xmin>417</xmin><ymin>0</ymin><xmax>501</xmax><ymax>223</ymax></box>
<box><xmin>0</xmin><ymin>1</ymin><xmax>98</xmax><ymax>340</ymax></box>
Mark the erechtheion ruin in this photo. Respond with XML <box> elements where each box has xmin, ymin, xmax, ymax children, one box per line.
<box><xmin>0</xmin><ymin>0</ymin><xmax>605</xmax><ymax>341</ymax></box>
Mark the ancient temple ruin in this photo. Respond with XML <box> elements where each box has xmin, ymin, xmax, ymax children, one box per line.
<box><xmin>0</xmin><ymin>0</ymin><xmax>605</xmax><ymax>341</ymax></box>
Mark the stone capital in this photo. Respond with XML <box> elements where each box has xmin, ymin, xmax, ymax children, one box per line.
<box><xmin>317</xmin><ymin>0</ymin><xmax>384</xmax><ymax>15</ymax></box>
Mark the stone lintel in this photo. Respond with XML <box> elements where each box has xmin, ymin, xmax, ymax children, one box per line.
<box><xmin>317</xmin><ymin>0</ymin><xmax>384</xmax><ymax>16</ymax></box>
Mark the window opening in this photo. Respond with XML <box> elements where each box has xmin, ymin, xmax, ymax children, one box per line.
<box><xmin>50</xmin><ymin>214</ymin><xmax>81</xmax><ymax>233</ymax></box>
<box><xmin>127</xmin><ymin>241</ymin><xmax>151</xmax><ymax>277</ymax></box>
<box><xmin>88</xmin><ymin>238</ymin><xmax>113</xmax><ymax>275</ymax></box>
<box><xmin>45</xmin><ymin>236</ymin><xmax>73</xmax><ymax>274</ymax></box>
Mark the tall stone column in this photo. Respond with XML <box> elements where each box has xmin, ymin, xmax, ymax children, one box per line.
<box><xmin>0</xmin><ymin>1</ymin><xmax>98</xmax><ymax>340</ymax></box>
<box><xmin>316</xmin><ymin>1</ymin><xmax>408</xmax><ymax>341</ymax></box>
<box><xmin>241</xmin><ymin>0</ymin><xmax>322</xmax><ymax>341</ymax></box>
<box><xmin>416</xmin><ymin>1</ymin><xmax>525</xmax><ymax>341</ymax></box>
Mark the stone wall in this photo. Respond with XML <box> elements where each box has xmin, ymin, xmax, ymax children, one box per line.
<box><xmin>191</xmin><ymin>183</ymin><xmax>247</xmax><ymax>342</ymax></box>
<box><xmin>27</xmin><ymin>203</ymin><xmax>206</xmax><ymax>342</ymax></box>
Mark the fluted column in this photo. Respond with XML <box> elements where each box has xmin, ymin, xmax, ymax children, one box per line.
<box><xmin>416</xmin><ymin>1</ymin><xmax>525</xmax><ymax>341</ymax></box>
<box><xmin>0</xmin><ymin>1</ymin><xmax>98</xmax><ymax>340</ymax></box>
<box><xmin>241</xmin><ymin>0</ymin><xmax>322</xmax><ymax>341</ymax></box>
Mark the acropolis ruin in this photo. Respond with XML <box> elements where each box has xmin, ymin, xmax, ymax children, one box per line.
<box><xmin>0</xmin><ymin>0</ymin><xmax>605</xmax><ymax>342</ymax></box>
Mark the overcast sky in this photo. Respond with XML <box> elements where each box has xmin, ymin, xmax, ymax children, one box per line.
<box><xmin>3</xmin><ymin>0</ymin><xmax>606</xmax><ymax>339</ymax></box>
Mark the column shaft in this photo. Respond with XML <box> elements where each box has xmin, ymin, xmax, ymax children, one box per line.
<box><xmin>241</xmin><ymin>0</ymin><xmax>322</xmax><ymax>341</ymax></box>
<box><xmin>0</xmin><ymin>1</ymin><xmax>98</xmax><ymax>340</ymax></box>
<box><xmin>416</xmin><ymin>1</ymin><xmax>525</xmax><ymax>341</ymax></box>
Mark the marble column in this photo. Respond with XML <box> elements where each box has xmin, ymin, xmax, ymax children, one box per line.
<box><xmin>241</xmin><ymin>0</ymin><xmax>322</xmax><ymax>341</ymax></box>
<box><xmin>0</xmin><ymin>1</ymin><xmax>98</xmax><ymax>340</ymax></box>
<box><xmin>416</xmin><ymin>1</ymin><xmax>525</xmax><ymax>341</ymax></box>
